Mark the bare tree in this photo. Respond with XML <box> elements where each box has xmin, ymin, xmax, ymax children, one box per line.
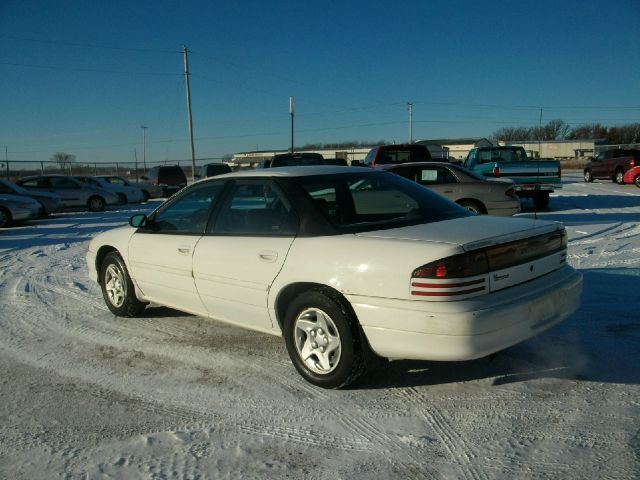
<box><xmin>51</xmin><ymin>152</ymin><xmax>76</xmax><ymax>169</ymax></box>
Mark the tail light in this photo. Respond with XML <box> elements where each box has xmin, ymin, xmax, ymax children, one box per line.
<box><xmin>411</xmin><ymin>251</ymin><xmax>489</xmax><ymax>298</ymax></box>
<box><xmin>411</xmin><ymin>229</ymin><xmax>567</xmax><ymax>299</ymax></box>
<box><xmin>493</xmin><ymin>166</ymin><xmax>500</xmax><ymax>177</ymax></box>
<box><xmin>149</xmin><ymin>178</ymin><xmax>158</xmax><ymax>186</ymax></box>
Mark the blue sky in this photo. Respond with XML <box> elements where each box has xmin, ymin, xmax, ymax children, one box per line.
<box><xmin>1</xmin><ymin>0</ymin><xmax>639</xmax><ymax>164</ymax></box>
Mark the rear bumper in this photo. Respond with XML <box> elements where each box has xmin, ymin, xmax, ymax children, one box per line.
<box><xmin>349</xmin><ymin>265</ymin><xmax>582</xmax><ymax>361</ymax></box>
<box><xmin>514</xmin><ymin>183</ymin><xmax>561</xmax><ymax>193</ymax></box>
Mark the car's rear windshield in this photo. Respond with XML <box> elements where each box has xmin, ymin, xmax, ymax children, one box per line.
<box><xmin>289</xmin><ymin>171</ymin><xmax>470</xmax><ymax>232</ymax></box>
<box><xmin>372</xmin><ymin>146</ymin><xmax>432</xmax><ymax>165</ymax></box>
<box><xmin>477</xmin><ymin>148</ymin><xmax>527</xmax><ymax>164</ymax></box>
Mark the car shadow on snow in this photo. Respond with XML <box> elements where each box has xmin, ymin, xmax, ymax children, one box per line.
<box><xmin>351</xmin><ymin>268</ymin><xmax>640</xmax><ymax>390</ymax></box>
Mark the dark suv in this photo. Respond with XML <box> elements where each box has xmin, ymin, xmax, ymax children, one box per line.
<box><xmin>195</xmin><ymin>163</ymin><xmax>232</xmax><ymax>180</ymax></box>
<box><xmin>141</xmin><ymin>165</ymin><xmax>187</xmax><ymax>197</ymax></box>
<box><xmin>363</xmin><ymin>144</ymin><xmax>433</xmax><ymax>168</ymax></box>
<box><xmin>584</xmin><ymin>149</ymin><xmax>640</xmax><ymax>184</ymax></box>
<box><xmin>265</xmin><ymin>152</ymin><xmax>326</xmax><ymax>168</ymax></box>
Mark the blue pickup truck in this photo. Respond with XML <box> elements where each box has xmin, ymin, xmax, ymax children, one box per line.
<box><xmin>463</xmin><ymin>146</ymin><xmax>561</xmax><ymax>209</ymax></box>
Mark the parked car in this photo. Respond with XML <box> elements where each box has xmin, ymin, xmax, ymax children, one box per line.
<box><xmin>264</xmin><ymin>152</ymin><xmax>326</xmax><ymax>168</ymax></box>
<box><xmin>140</xmin><ymin>165</ymin><xmax>187</xmax><ymax>197</ymax></box>
<box><xmin>0</xmin><ymin>178</ymin><xmax>63</xmax><ymax>217</ymax></box>
<box><xmin>583</xmin><ymin>148</ymin><xmax>640</xmax><ymax>184</ymax></box>
<box><xmin>622</xmin><ymin>165</ymin><xmax>640</xmax><ymax>188</ymax></box>
<box><xmin>194</xmin><ymin>163</ymin><xmax>232</xmax><ymax>180</ymax></box>
<box><xmin>87</xmin><ymin>166</ymin><xmax>582</xmax><ymax>389</ymax></box>
<box><xmin>381</xmin><ymin>162</ymin><xmax>521</xmax><ymax>216</ymax></box>
<box><xmin>363</xmin><ymin>144</ymin><xmax>433</xmax><ymax>167</ymax></box>
<box><xmin>15</xmin><ymin>175</ymin><xmax>119</xmax><ymax>211</ymax></box>
<box><xmin>463</xmin><ymin>146</ymin><xmax>561</xmax><ymax>209</ymax></box>
<box><xmin>97</xmin><ymin>176</ymin><xmax>153</xmax><ymax>201</ymax></box>
<box><xmin>74</xmin><ymin>176</ymin><xmax>144</xmax><ymax>205</ymax></box>
<box><xmin>0</xmin><ymin>193</ymin><xmax>42</xmax><ymax>227</ymax></box>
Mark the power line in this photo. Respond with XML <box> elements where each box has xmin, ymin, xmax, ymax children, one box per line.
<box><xmin>0</xmin><ymin>61</ymin><xmax>181</xmax><ymax>77</ymax></box>
<box><xmin>0</xmin><ymin>35</ymin><xmax>180</xmax><ymax>54</ymax></box>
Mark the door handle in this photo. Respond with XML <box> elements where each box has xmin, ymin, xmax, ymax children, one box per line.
<box><xmin>177</xmin><ymin>246</ymin><xmax>191</xmax><ymax>255</ymax></box>
<box><xmin>259</xmin><ymin>250</ymin><xmax>278</xmax><ymax>262</ymax></box>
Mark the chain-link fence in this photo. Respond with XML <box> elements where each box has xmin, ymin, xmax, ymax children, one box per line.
<box><xmin>0</xmin><ymin>159</ymin><xmax>229</xmax><ymax>182</ymax></box>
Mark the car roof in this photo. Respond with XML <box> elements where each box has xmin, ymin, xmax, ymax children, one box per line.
<box><xmin>202</xmin><ymin>165</ymin><xmax>369</xmax><ymax>180</ymax></box>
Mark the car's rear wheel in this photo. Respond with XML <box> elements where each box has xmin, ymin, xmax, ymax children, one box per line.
<box><xmin>116</xmin><ymin>193</ymin><xmax>127</xmax><ymax>205</ymax></box>
<box><xmin>284</xmin><ymin>289</ymin><xmax>366</xmax><ymax>389</ymax></box>
<box><xmin>458</xmin><ymin>199</ymin><xmax>486</xmax><ymax>215</ymax></box>
<box><xmin>0</xmin><ymin>207</ymin><xmax>12</xmax><ymax>228</ymax></box>
<box><xmin>584</xmin><ymin>169</ymin><xmax>593</xmax><ymax>182</ymax></box>
<box><xmin>100</xmin><ymin>252</ymin><xmax>146</xmax><ymax>317</ymax></box>
<box><xmin>615</xmin><ymin>169</ymin><xmax>625</xmax><ymax>184</ymax></box>
<box><xmin>88</xmin><ymin>196</ymin><xmax>106</xmax><ymax>212</ymax></box>
<box><xmin>533</xmin><ymin>191</ymin><xmax>550</xmax><ymax>209</ymax></box>
<box><xmin>634</xmin><ymin>174</ymin><xmax>640</xmax><ymax>188</ymax></box>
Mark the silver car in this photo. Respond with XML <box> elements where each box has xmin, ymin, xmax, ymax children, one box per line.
<box><xmin>382</xmin><ymin>162</ymin><xmax>521</xmax><ymax>216</ymax></box>
<box><xmin>0</xmin><ymin>193</ymin><xmax>41</xmax><ymax>227</ymax></box>
<box><xmin>0</xmin><ymin>178</ymin><xmax>64</xmax><ymax>216</ymax></box>
<box><xmin>75</xmin><ymin>176</ymin><xmax>145</xmax><ymax>205</ymax></box>
<box><xmin>16</xmin><ymin>175</ymin><xmax>119</xmax><ymax>212</ymax></box>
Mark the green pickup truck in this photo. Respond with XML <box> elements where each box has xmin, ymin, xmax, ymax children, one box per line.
<box><xmin>463</xmin><ymin>146</ymin><xmax>561</xmax><ymax>209</ymax></box>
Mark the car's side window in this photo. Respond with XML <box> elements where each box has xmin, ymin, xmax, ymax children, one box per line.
<box><xmin>50</xmin><ymin>177</ymin><xmax>77</xmax><ymax>189</ymax></box>
<box><xmin>212</xmin><ymin>180</ymin><xmax>297</xmax><ymax>236</ymax></box>
<box><xmin>151</xmin><ymin>182</ymin><xmax>225</xmax><ymax>234</ymax></box>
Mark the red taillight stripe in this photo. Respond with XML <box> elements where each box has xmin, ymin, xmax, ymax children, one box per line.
<box><xmin>411</xmin><ymin>279</ymin><xmax>485</xmax><ymax>288</ymax></box>
<box><xmin>411</xmin><ymin>286</ymin><xmax>486</xmax><ymax>297</ymax></box>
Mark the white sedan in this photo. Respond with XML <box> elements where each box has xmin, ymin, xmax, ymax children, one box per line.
<box><xmin>86</xmin><ymin>167</ymin><xmax>583</xmax><ymax>388</ymax></box>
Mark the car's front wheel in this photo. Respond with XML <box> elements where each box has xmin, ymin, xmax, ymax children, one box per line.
<box><xmin>283</xmin><ymin>289</ymin><xmax>366</xmax><ymax>389</ymax></box>
<box><xmin>100</xmin><ymin>252</ymin><xmax>146</xmax><ymax>317</ymax></box>
<box><xmin>584</xmin><ymin>169</ymin><xmax>593</xmax><ymax>182</ymax></box>
<box><xmin>88</xmin><ymin>196</ymin><xmax>106</xmax><ymax>212</ymax></box>
<box><xmin>634</xmin><ymin>174</ymin><xmax>640</xmax><ymax>188</ymax></box>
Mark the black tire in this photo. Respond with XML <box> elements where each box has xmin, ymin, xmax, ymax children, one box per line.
<box><xmin>533</xmin><ymin>191</ymin><xmax>550</xmax><ymax>209</ymax></box>
<box><xmin>0</xmin><ymin>207</ymin><xmax>12</xmax><ymax>228</ymax></box>
<box><xmin>458</xmin><ymin>199</ymin><xmax>486</xmax><ymax>215</ymax></box>
<box><xmin>99</xmin><ymin>252</ymin><xmax>146</xmax><ymax>317</ymax></box>
<box><xmin>116</xmin><ymin>193</ymin><xmax>127</xmax><ymax>205</ymax></box>
<box><xmin>584</xmin><ymin>169</ymin><xmax>593</xmax><ymax>183</ymax></box>
<box><xmin>283</xmin><ymin>289</ymin><xmax>366</xmax><ymax>389</ymax></box>
<box><xmin>141</xmin><ymin>190</ymin><xmax>150</xmax><ymax>202</ymax></box>
<box><xmin>615</xmin><ymin>169</ymin><xmax>625</xmax><ymax>185</ymax></box>
<box><xmin>88</xmin><ymin>196</ymin><xmax>106</xmax><ymax>212</ymax></box>
<box><xmin>634</xmin><ymin>174</ymin><xmax>640</xmax><ymax>189</ymax></box>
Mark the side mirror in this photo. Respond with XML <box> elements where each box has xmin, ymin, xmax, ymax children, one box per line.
<box><xmin>129</xmin><ymin>213</ymin><xmax>148</xmax><ymax>228</ymax></box>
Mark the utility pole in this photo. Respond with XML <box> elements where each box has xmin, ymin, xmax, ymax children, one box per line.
<box><xmin>183</xmin><ymin>46</ymin><xmax>196</xmax><ymax>182</ymax></box>
<box><xmin>289</xmin><ymin>96</ymin><xmax>295</xmax><ymax>153</ymax></box>
<box><xmin>408</xmin><ymin>102</ymin><xmax>413</xmax><ymax>144</ymax></box>
<box><xmin>141</xmin><ymin>125</ymin><xmax>148</xmax><ymax>171</ymax></box>
<box><xmin>134</xmin><ymin>148</ymin><xmax>139</xmax><ymax>182</ymax></box>
<box><xmin>538</xmin><ymin>107</ymin><xmax>543</xmax><ymax>158</ymax></box>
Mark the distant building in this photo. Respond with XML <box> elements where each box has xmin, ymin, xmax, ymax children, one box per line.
<box><xmin>499</xmin><ymin>139</ymin><xmax>608</xmax><ymax>159</ymax></box>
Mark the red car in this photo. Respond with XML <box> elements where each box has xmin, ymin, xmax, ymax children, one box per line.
<box><xmin>623</xmin><ymin>166</ymin><xmax>640</xmax><ymax>188</ymax></box>
<box><xmin>584</xmin><ymin>148</ymin><xmax>639</xmax><ymax>184</ymax></box>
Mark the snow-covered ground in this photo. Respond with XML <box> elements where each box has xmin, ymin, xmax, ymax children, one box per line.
<box><xmin>0</xmin><ymin>171</ymin><xmax>638</xmax><ymax>479</ymax></box>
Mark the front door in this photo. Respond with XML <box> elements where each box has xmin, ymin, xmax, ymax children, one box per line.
<box><xmin>193</xmin><ymin>179</ymin><xmax>298</xmax><ymax>330</ymax></box>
